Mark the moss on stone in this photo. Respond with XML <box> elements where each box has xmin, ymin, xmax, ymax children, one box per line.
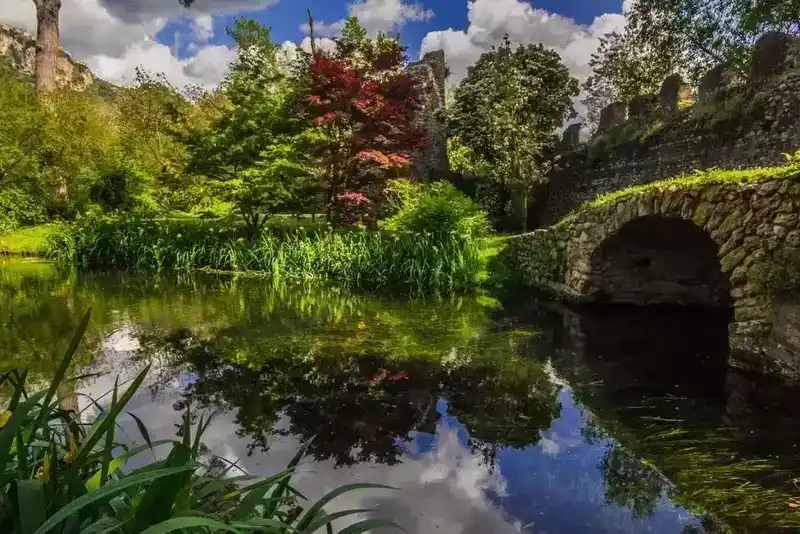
<box><xmin>562</xmin><ymin>163</ymin><xmax>800</xmax><ymax>224</ymax></box>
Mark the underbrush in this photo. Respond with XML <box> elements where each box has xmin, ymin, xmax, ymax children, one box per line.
<box><xmin>47</xmin><ymin>214</ymin><xmax>485</xmax><ymax>294</ymax></box>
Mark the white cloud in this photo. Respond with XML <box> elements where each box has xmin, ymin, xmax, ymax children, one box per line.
<box><xmin>307</xmin><ymin>0</ymin><xmax>434</xmax><ymax>38</ymax></box>
<box><xmin>418</xmin><ymin>0</ymin><xmax>629</xmax><ymax>125</ymax></box>
<box><xmin>191</xmin><ymin>15</ymin><xmax>215</xmax><ymax>43</ymax></box>
<box><xmin>420</xmin><ymin>0</ymin><xmax>627</xmax><ymax>85</ymax></box>
<box><xmin>0</xmin><ymin>0</ymin><xmax>257</xmax><ymax>88</ymax></box>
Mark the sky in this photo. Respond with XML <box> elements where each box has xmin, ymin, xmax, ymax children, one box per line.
<box><xmin>0</xmin><ymin>0</ymin><xmax>633</xmax><ymax>118</ymax></box>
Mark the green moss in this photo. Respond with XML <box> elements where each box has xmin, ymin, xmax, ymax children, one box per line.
<box><xmin>0</xmin><ymin>224</ymin><xmax>59</xmax><ymax>256</ymax></box>
<box><xmin>560</xmin><ymin>163</ymin><xmax>800</xmax><ymax>225</ymax></box>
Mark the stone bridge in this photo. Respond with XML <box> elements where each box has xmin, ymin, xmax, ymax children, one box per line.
<box><xmin>506</xmin><ymin>170</ymin><xmax>800</xmax><ymax>380</ymax></box>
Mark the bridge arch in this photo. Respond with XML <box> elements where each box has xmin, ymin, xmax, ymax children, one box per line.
<box><xmin>508</xmin><ymin>174</ymin><xmax>800</xmax><ymax>379</ymax></box>
<box><xmin>582</xmin><ymin>215</ymin><xmax>733</xmax><ymax>308</ymax></box>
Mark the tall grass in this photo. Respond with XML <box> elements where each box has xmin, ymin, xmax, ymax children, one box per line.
<box><xmin>0</xmin><ymin>311</ymin><xmax>400</xmax><ymax>533</ymax></box>
<box><xmin>47</xmin><ymin>215</ymin><xmax>485</xmax><ymax>293</ymax></box>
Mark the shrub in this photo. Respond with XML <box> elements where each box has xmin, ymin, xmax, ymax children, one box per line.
<box><xmin>89</xmin><ymin>162</ymin><xmax>150</xmax><ymax>213</ymax></box>
<box><xmin>380</xmin><ymin>180</ymin><xmax>492</xmax><ymax>239</ymax></box>
<box><xmin>0</xmin><ymin>187</ymin><xmax>47</xmax><ymax>234</ymax></box>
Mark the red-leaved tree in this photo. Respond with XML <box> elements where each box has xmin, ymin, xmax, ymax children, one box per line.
<box><xmin>305</xmin><ymin>17</ymin><xmax>427</xmax><ymax>223</ymax></box>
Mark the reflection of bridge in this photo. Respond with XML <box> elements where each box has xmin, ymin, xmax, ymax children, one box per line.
<box><xmin>516</xmin><ymin>301</ymin><xmax>800</xmax><ymax>531</ymax></box>
<box><xmin>507</xmin><ymin>174</ymin><xmax>800</xmax><ymax>380</ymax></box>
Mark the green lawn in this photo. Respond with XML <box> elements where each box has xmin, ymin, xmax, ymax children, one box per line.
<box><xmin>0</xmin><ymin>224</ymin><xmax>58</xmax><ymax>256</ymax></box>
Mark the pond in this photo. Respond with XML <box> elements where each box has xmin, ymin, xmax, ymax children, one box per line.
<box><xmin>2</xmin><ymin>257</ymin><xmax>800</xmax><ymax>533</ymax></box>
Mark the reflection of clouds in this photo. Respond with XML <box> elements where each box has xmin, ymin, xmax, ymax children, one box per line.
<box><xmin>539</xmin><ymin>436</ymin><xmax>561</xmax><ymax>456</ymax></box>
<box><xmin>80</xmin><ymin>347</ymin><xmax>527</xmax><ymax>534</ymax></box>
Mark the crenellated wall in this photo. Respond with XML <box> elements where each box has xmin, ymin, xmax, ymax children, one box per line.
<box><xmin>537</xmin><ymin>32</ymin><xmax>800</xmax><ymax>227</ymax></box>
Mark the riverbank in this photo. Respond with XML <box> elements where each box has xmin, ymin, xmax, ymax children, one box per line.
<box><xmin>2</xmin><ymin>216</ymin><xmax>507</xmax><ymax>294</ymax></box>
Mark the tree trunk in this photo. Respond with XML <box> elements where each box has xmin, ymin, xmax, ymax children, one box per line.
<box><xmin>33</xmin><ymin>0</ymin><xmax>62</xmax><ymax>95</ymax></box>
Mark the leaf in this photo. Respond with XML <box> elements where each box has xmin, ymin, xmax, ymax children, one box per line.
<box><xmin>100</xmin><ymin>378</ymin><xmax>119</xmax><ymax>487</ymax></box>
<box><xmin>33</xmin><ymin>465</ymin><xmax>198</xmax><ymax>534</ymax></box>
<box><xmin>131</xmin><ymin>442</ymin><xmax>195</xmax><ymax>530</ymax></box>
<box><xmin>73</xmin><ymin>362</ymin><xmax>151</xmax><ymax>467</ymax></box>
<box><xmin>338</xmin><ymin>518</ymin><xmax>405</xmax><ymax>534</ymax></box>
<box><xmin>232</xmin><ymin>517</ymin><xmax>300</xmax><ymax>532</ymax></box>
<box><xmin>18</xmin><ymin>480</ymin><xmax>46</xmax><ymax>534</ymax></box>
<box><xmin>0</xmin><ymin>392</ymin><xmax>47</xmax><ymax>487</ymax></box>
<box><xmin>140</xmin><ymin>517</ymin><xmax>242</xmax><ymax>534</ymax></box>
<box><xmin>299</xmin><ymin>508</ymin><xmax>373</xmax><ymax>534</ymax></box>
<box><xmin>128</xmin><ymin>411</ymin><xmax>153</xmax><ymax>450</ymax></box>
<box><xmin>31</xmin><ymin>310</ymin><xmax>91</xmax><ymax>440</ymax></box>
<box><xmin>85</xmin><ymin>439</ymin><xmax>176</xmax><ymax>492</ymax></box>
<box><xmin>295</xmin><ymin>484</ymin><xmax>397</xmax><ymax>531</ymax></box>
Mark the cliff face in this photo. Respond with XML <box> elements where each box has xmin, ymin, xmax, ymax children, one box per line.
<box><xmin>0</xmin><ymin>22</ymin><xmax>94</xmax><ymax>91</ymax></box>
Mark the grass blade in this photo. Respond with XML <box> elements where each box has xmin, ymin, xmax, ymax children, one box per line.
<box><xmin>140</xmin><ymin>517</ymin><xmax>241</xmax><ymax>534</ymax></box>
<box><xmin>339</xmin><ymin>518</ymin><xmax>405</xmax><ymax>534</ymax></box>
<box><xmin>18</xmin><ymin>480</ymin><xmax>46</xmax><ymax>534</ymax></box>
<box><xmin>128</xmin><ymin>411</ymin><xmax>153</xmax><ymax>450</ymax></box>
<box><xmin>31</xmin><ymin>310</ymin><xmax>91</xmax><ymax>440</ymax></box>
<box><xmin>33</xmin><ymin>464</ymin><xmax>199</xmax><ymax>534</ymax></box>
<box><xmin>295</xmin><ymin>484</ymin><xmax>396</xmax><ymax>531</ymax></box>
<box><xmin>74</xmin><ymin>362</ymin><xmax>151</xmax><ymax>466</ymax></box>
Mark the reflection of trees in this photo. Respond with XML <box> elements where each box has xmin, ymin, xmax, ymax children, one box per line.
<box><xmin>1</xmin><ymin>258</ymin><xmax>561</xmax><ymax>469</ymax></box>
<box><xmin>140</xmin><ymin>319</ymin><xmax>560</xmax><ymax>467</ymax></box>
<box><xmin>600</xmin><ymin>443</ymin><xmax>669</xmax><ymax>518</ymax></box>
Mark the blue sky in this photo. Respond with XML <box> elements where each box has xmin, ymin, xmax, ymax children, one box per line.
<box><xmin>1</xmin><ymin>0</ymin><xmax>629</xmax><ymax>92</ymax></box>
<box><xmin>157</xmin><ymin>0</ymin><xmax>627</xmax><ymax>66</ymax></box>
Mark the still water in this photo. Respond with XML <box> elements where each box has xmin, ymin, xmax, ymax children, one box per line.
<box><xmin>2</xmin><ymin>258</ymin><xmax>800</xmax><ymax>533</ymax></box>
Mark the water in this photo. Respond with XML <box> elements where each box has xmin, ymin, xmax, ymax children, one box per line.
<box><xmin>2</xmin><ymin>257</ymin><xmax>800</xmax><ymax>533</ymax></box>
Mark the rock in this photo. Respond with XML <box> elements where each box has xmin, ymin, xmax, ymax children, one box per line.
<box><xmin>750</xmin><ymin>32</ymin><xmax>791</xmax><ymax>83</ymax></box>
<box><xmin>598</xmin><ymin>102</ymin><xmax>627</xmax><ymax>133</ymax></box>
<box><xmin>698</xmin><ymin>65</ymin><xmax>728</xmax><ymax>103</ymax></box>
<box><xmin>787</xmin><ymin>230</ymin><xmax>800</xmax><ymax>247</ymax></box>
<box><xmin>721</xmin><ymin>247</ymin><xmax>748</xmax><ymax>273</ymax></box>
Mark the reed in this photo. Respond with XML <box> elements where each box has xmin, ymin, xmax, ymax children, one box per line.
<box><xmin>48</xmin><ymin>215</ymin><xmax>485</xmax><ymax>293</ymax></box>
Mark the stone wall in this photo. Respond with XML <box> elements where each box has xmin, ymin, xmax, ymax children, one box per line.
<box><xmin>0</xmin><ymin>22</ymin><xmax>94</xmax><ymax>91</ymax></box>
<box><xmin>506</xmin><ymin>171</ymin><xmax>800</xmax><ymax>380</ymax></box>
<box><xmin>537</xmin><ymin>33</ymin><xmax>800</xmax><ymax>227</ymax></box>
<box><xmin>407</xmin><ymin>50</ymin><xmax>449</xmax><ymax>181</ymax></box>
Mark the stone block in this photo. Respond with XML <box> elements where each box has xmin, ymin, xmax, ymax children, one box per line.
<box><xmin>750</xmin><ymin>32</ymin><xmax>791</xmax><ymax>83</ymax></box>
<box><xmin>659</xmin><ymin>74</ymin><xmax>683</xmax><ymax>112</ymax></box>
<box><xmin>598</xmin><ymin>102</ymin><xmax>627</xmax><ymax>133</ymax></box>
<box><xmin>698</xmin><ymin>65</ymin><xmax>727</xmax><ymax>103</ymax></box>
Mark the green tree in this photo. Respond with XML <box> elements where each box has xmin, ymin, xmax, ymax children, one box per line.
<box><xmin>0</xmin><ymin>63</ymin><xmax>43</xmax><ymax>186</ymax></box>
<box><xmin>186</xmin><ymin>19</ymin><xmax>318</xmax><ymax>234</ymax></box>
<box><xmin>625</xmin><ymin>0</ymin><xmax>800</xmax><ymax>82</ymax></box>
<box><xmin>448</xmin><ymin>36</ymin><xmax>579</xmax><ymax>229</ymax></box>
<box><xmin>581</xmin><ymin>31</ymin><xmax>678</xmax><ymax>131</ymax></box>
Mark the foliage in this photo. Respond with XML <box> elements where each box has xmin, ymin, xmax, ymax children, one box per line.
<box><xmin>448</xmin><ymin>36</ymin><xmax>579</xmax><ymax>227</ymax></box>
<box><xmin>581</xmin><ymin>31</ymin><xmax>676</xmax><ymax>131</ymax></box>
<box><xmin>380</xmin><ymin>179</ymin><xmax>491</xmax><ymax>239</ymax></box>
<box><xmin>303</xmin><ymin>17</ymin><xmax>426</xmax><ymax>219</ymax></box>
<box><xmin>185</xmin><ymin>19</ymin><xmax>319</xmax><ymax>235</ymax></box>
<box><xmin>47</xmin><ymin>213</ymin><xmax>486</xmax><ymax>293</ymax></box>
<box><xmin>0</xmin><ymin>189</ymin><xmax>47</xmax><ymax>234</ymax></box>
<box><xmin>0</xmin><ymin>66</ymin><xmax>43</xmax><ymax>187</ymax></box>
<box><xmin>0</xmin><ymin>315</ymin><xmax>400</xmax><ymax>533</ymax></box>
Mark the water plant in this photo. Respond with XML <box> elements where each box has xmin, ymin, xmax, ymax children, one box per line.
<box><xmin>0</xmin><ymin>311</ymin><xmax>402</xmax><ymax>533</ymax></box>
<box><xmin>47</xmin><ymin>215</ymin><xmax>485</xmax><ymax>294</ymax></box>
